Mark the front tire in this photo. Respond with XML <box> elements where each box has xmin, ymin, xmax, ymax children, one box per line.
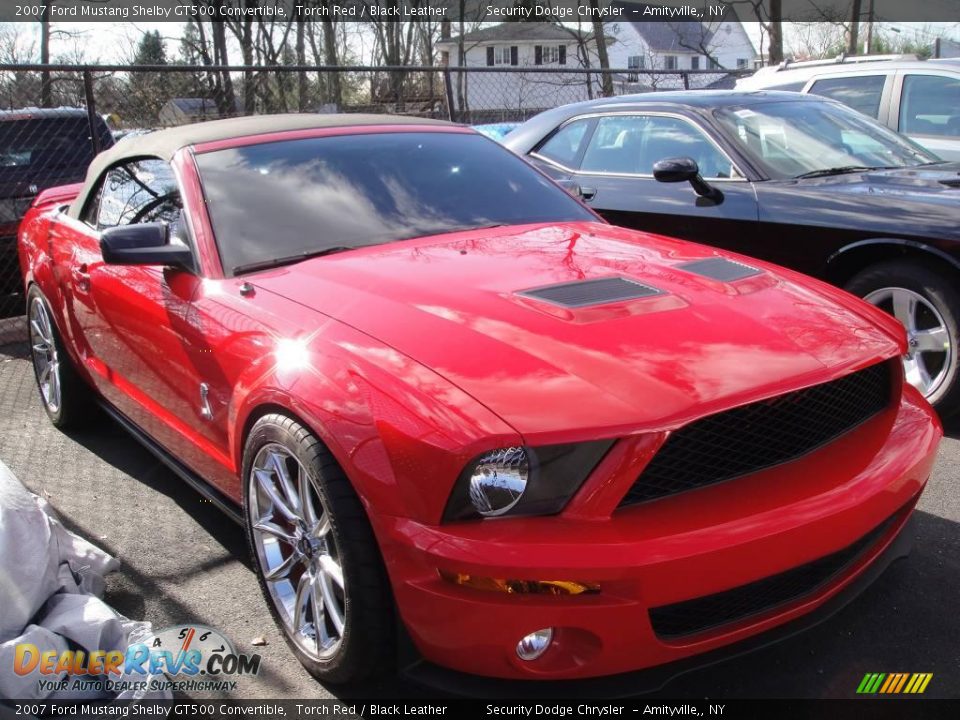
<box><xmin>845</xmin><ymin>261</ymin><xmax>960</xmax><ymax>417</ymax></box>
<box><xmin>242</xmin><ymin>414</ymin><xmax>395</xmax><ymax>684</ymax></box>
<box><xmin>26</xmin><ymin>286</ymin><xmax>91</xmax><ymax>429</ymax></box>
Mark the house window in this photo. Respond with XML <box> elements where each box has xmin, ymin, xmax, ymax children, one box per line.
<box><xmin>709</xmin><ymin>57</ymin><xmax>721</xmax><ymax>70</ymax></box>
<box><xmin>737</xmin><ymin>58</ymin><xmax>749</xmax><ymax>69</ymax></box>
<box><xmin>691</xmin><ymin>56</ymin><xmax>700</xmax><ymax>70</ymax></box>
<box><xmin>664</xmin><ymin>56</ymin><xmax>678</xmax><ymax>70</ymax></box>
<box><xmin>535</xmin><ymin>45</ymin><xmax>567</xmax><ymax>66</ymax></box>
<box><xmin>487</xmin><ymin>46</ymin><xmax>517</xmax><ymax>66</ymax></box>
<box><xmin>627</xmin><ymin>55</ymin><xmax>645</xmax><ymax>70</ymax></box>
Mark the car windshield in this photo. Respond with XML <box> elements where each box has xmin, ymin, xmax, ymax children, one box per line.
<box><xmin>713</xmin><ymin>100</ymin><xmax>939</xmax><ymax>180</ymax></box>
<box><xmin>194</xmin><ymin>131</ymin><xmax>596</xmax><ymax>276</ymax></box>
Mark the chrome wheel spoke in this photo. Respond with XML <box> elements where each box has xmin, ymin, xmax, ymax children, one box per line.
<box><xmin>892</xmin><ymin>290</ymin><xmax>917</xmax><ymax>331</ymax></box>
<box><xmin>253</xmin><ymin>517</ymin><xmax>297</xmax><ymax>546</ymax></box>
<box><xmin>914</xmin><ymin>326</ymin><xmax>949</xmax><ymax>354</ymax></box>
<box><xmin>292</xmin><ymin>571</ymin><xmax>312</xmax><ymax>638</ymax></box>
<box><xmin>298</xmin><ymin>468</ymin><xmax>318</xmax><ymax>526</ymax></box>
<box><xmin>254</xmin><ymin>468</ymin><xmax>297</xmax><ymax>523</ymax></box>
<box><xmin>310</xmin><ymin>572</ymin><xmax>331</xmax><ymax>647</ymax></box>
<box><xmin>48</xmin><ymin>362</ymin><xmax>60</xmax><ymax>408</ymax></box>
<box><xmin>318</xmin><ymin>553</ymin><xmax>344</xmax><ymax>589</ymax></box>
<box><xmin>318</xmin><ymin>565</ymin><xmax>345</xmax><ymax>634</ymax></box>
<box><xmin>312</xmin><ymin>512</ymin><xmax>331</xmax><ymax>539</ymax></box>
<box><xmin>263</xmin><ymin>549</ymin><xmax>301</xmax><ymax>582</ymax></box>
<box><xmin>268</xmin><ymin>451</ymin><xmax>301</xmax><ymax>516</ymax></box>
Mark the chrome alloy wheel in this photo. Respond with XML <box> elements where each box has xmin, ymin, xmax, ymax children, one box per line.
<box><xmin>248</xmin><ymin>444</ymin><xmax>346</xmax><ymax>660</ymax></box>
<box><xmin>29</xmin><ymin>297</ymin><xmax>61</xmax><ymax>413</ymax></box>
<box><xmin>865</xmin><ymin>286</ymin><xmax>952</xmax><ymax>399</ymax></box>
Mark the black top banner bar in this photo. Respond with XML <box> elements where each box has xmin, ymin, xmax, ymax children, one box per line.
<box><xmin>3</xmin><ymin>0</ymin><xmax>958</xmax><ymax>23</ymax></box>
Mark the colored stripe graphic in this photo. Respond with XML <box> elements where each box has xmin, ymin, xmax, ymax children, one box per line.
<box><xmin>858</xmin><ymin>672</ymin><xmax>932</xmax><ymax>694</ymax></box>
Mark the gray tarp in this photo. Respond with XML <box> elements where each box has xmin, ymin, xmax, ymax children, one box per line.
<box><xmin>0</xmin><ymin>460</ymin><xmax>170</xmax><ymax>700</ymax></box>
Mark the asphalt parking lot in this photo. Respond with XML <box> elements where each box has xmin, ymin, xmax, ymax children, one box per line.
<box><xmin>1</xmin><ymin>335</ymin><xmax>958</xmax><ymax>700</ymax></box>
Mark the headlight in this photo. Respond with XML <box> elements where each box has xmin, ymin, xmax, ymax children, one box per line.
<box><xmin>468</xmin><ymin>446</ymin><xmax>529</xmax><ymax>516</ymax></box>
<box><xmin>443</xmin><ymin>440</ymin><xmax>613</xmax><ymax>522</ymax></box>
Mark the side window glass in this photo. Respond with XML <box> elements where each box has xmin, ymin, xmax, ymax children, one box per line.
<box><xmin>96</xmin><ymin>159</ymin><xmax>186</xmax><ymax>244</ymax></box>
<box><xmin>809</xmin><ymin>75</ymin><xmax>886</xmax><ymax>118</ymax></box>
<box><xmin>581</xmin><ymin>116</ymin><xmax>649</xmax><ymax>174</ymax></box>
<box><xmin>635</xmin><ymin>116</ymin><xmax>736</xmax><ymax>178</ymax></box>
<box><xmin>900</xmin><ymin>74</ymin><xmax>960</xmax><ymax>138</ymax></box>
<box><xmin>534</xmin><ymin>119</ymin><xmax>591</xmax><ymax>169</ymax></box>
<box><xmin>581</xmin><ymin>115</ymin><xmax>737</xmax><ymax>178</ymax></box>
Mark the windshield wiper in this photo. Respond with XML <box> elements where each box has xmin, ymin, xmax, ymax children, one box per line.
<box><xmin>232</xmin><ymin>246</ymin><xmax>354</xmax><ymax>275</ymax></box>
<box><xmin>794</xmin><ymin>165</ymin><xmax>887</xmax><ymax>179</ymax></box>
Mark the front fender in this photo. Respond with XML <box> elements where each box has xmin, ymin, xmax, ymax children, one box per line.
<box><xmin>230</xmin><ymin>319</ymin><xmax>519</xmax><ymax>526</ymax></box>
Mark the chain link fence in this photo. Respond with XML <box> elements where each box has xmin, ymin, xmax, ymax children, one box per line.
<box><xmin>0</xmin><ymin>62</ymin><xmax>741</xmax><ymax>325</ymax></box>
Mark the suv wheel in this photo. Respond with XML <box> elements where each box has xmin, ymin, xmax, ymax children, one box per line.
<box><xmin>242</xmin><ymin>414</ymin><xmax>394</xmax><ymax>684</ymax></box>
<box><xmin>846</xmin><ymin>261</ymin><xmax>960</xmax><ymax>416</ymax></box>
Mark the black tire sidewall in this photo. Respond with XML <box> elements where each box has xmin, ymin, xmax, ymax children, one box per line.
<box><xmin>241</xmin><ymin>414</ymin><xmax>393</xmax><ymax>684</ymax></box>
<box><xmin>845</xmin><ymin>261</ymin><xmax>960</xmax><ymax>415</ymax></box>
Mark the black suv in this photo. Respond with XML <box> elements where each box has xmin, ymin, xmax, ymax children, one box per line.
<box><xmin>0</xmin><ymin>108</ymin><xmax>113</xmax><ymax>318</ymax></box>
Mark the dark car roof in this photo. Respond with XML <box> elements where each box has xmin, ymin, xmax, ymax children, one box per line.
<box><xmin>0</xmin><ymin>107</ymin><xmax>93</xmax><ymax>121</ymax></box>
<box><xmin>503</xmin><ymin>90</ymin><xmax>827</xmax><ymax>154</ymax></box>
<box><xmin>69</xmin><ymin>112</ymin><xmax>454</xmax><ymax>219</ymax></box>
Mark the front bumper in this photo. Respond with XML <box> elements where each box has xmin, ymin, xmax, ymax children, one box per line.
<box><xmin>377</xmin><ymin>385</ymin><xmax>940</xmax><ymax>682</ymax></box>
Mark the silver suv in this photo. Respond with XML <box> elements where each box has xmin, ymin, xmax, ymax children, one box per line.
<box><xmin>736</xmin><ymin>55</ymin><xmax>960</xmax><ymax>160</ymax></box>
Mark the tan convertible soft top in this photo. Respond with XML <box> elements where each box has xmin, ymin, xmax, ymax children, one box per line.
<box><xmin>68</xmin><ymin>113</ymin><xmax>455</xmax><ymax>219</ymax></box>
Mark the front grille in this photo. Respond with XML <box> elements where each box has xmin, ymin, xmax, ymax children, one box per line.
<box><xmin>649</xmin><ymin>509</ymin><xmax>901</xmax><ymax>639</ymax></box>
<box><xmin>619</xmin><ymin>361</ymin><xmax>892</xmax><ymax>507</ymax></box>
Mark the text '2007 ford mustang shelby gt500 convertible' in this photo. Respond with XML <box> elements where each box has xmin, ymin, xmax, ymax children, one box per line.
<box><xmin>18</xmin><ymin>114</ymin><xmax>941</xmax><ymax>687</ymax></box>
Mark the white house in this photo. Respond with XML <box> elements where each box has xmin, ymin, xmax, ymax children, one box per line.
<box><xmin>436</xmin><ymin>23</ymin><xmax>612</xmax><ymax>120</ymax></box>
<box><xmin>607</xmin><ymin>1</ymin><xmax>759</xmax><ymax>87</ymax></box>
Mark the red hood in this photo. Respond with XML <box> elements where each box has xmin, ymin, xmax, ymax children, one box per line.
<box><xmin>250</xmin><ymin>222</ymin><xmax>903</xmax><ymax>440</ymax></box>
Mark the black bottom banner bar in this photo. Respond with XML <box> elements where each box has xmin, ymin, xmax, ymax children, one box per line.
<box><xmin>2</xmin><ymin>700</ymin><xmax>959</xmax><ymax>720</ymax></box>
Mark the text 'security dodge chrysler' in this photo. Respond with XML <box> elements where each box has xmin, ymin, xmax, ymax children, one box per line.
<box><xmin>18</xmin><ymin>115</ymin><xmax>941</xmax><ymax>687</ymax></box>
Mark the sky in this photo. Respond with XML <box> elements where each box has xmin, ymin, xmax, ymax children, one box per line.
<box><xmin>2</xmin><ymin>20</ymin><xmax>959</xmax><ymax>65</ymax></box>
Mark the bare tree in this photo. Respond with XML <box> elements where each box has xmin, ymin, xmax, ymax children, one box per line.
<box><xmin>728</xmin><ymin>0</ymin><xmax>783</xmax><ymax>64</ymax></box>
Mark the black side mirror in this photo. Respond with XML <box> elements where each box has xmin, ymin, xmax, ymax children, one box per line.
<box><xmin>653</xmin><ymin>156</ymin><xmax>724</xmax><ymax>204</ymax></box>
<box><xmin>555</xmin><ymin>179</ymin><xmax>597</xmax><ymax>202</ymax></box>
<box><xmin>100</xmin><ymin>223</ymin><xmax>193</xmax><ymax>270</ymax></box>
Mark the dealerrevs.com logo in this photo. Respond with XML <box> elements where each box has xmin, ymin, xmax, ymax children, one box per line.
<box><xmin>14</xmin><ymin>625</ymin><xmax>262</xmax><ymax>694</ymax></box>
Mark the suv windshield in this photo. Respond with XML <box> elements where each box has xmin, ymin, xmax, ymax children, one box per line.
<box><xmin>714</xmin><ymin>100</ymin><xmax>938</xmax><ymax>179</ymax></box>
<box><xmin>194</xmin><ymin>131</ymin><xmax>596</xmax><ymax>276</ymax></box>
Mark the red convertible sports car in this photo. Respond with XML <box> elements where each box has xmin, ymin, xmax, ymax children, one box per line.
<box><xmin>18</xmin><ymin>114</ymin><xmax>941</xmax><ymax>688</ymax></box>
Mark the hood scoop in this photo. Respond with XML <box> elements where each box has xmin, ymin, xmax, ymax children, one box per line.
<box><xmin>518</xmin><ymin>276</ymin><xmax>662</xmax><ymax>308</ymax></box>
<box><xmin>677</xmin><ymin>257</ymin><xmax>761</xmax><ymax>282</ymax></box>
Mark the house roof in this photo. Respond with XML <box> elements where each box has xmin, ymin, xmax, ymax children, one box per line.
<box><xmin>68</xmin><ymin>113</ymin><xmax>452</xmax><ymax>219</ymax></box>
<box><xmin>164</xmin><ymin>97</ymin><xmax>229</xmax><ymax>114</ymax></box>
<box><xmin>611</xmin><ymin>2</ymin><xmax>715</xmax><ymax>53</ymax></box>
<box><xmin>441</xmin><ymin>23</ymin><xmax>588</xmax><ymax>46</ymax></box>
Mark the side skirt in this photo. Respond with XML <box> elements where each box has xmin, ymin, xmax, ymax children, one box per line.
<box><xmin>98</xmin><ymin>401</ymin><xmax>244</xmax><ymax>525</ymax></box>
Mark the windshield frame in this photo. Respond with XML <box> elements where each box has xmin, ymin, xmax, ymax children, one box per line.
<box><xmin>192</xmin><ymin>127</ymin><xmax>600</xmax><ymax>277</ymax></box>
<box><xmin>711</xmin><ymin>98</ymin><xmax>940</xmax><ymax>181</ymax></box>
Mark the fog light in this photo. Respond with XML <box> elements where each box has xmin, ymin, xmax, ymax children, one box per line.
<box><xmin>516</xmin><ymin>628</ymin><xmax>553</xmax><ymax>661</ymax></box>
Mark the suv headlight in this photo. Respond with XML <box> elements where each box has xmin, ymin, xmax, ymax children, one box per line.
<box><xmin>443</xmin><ymin>440</ymin><xmax>613</xmax><ymax>522</ymax></box>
